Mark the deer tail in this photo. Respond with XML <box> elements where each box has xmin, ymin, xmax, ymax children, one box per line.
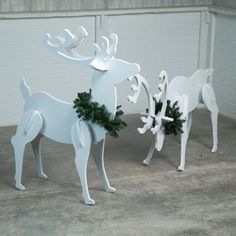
<box><xmin>20</xmin><ymin>78</ymin><xmax>31</xmax><ymax>100</ymax></box>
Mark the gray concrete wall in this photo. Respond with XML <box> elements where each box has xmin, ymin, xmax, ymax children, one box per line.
<box><xmin>213</xmin><ymin>0</ymin><xmax>236</xmax><ymax>9</ymax></box>
<box><xmin>1</xmin><ymin>0</ymin><xmax>236</xmax><ymax>14</ymax></box>
<box><xmin>0</xmin><ymin>0</ymin><xmax>213</xmax><ymax>13</ymax></box>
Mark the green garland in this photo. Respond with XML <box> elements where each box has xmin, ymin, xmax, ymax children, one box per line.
<box><xmin>153</xmin><ymin>100</ymin><xmax>186</xmax><ymax>136</ymax></box>
<box><xmin>73</xmin><ymin>89</ymin><xmax>127</xmax><ymax>137</ymax></box>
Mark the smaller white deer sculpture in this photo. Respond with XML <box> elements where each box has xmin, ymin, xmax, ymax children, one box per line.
<box><xmin>129</xmin><ymin>69</ymin><xmax>218</xmax><ymax>171</ymax></box>
<box><xmin>11</xmin><ymin>26</ymin><xmax>140</xmax><ymax>205</ymax></box>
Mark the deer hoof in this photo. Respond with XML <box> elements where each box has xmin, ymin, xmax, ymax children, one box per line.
<box><xmin>177</xmin><ymin>166</ymin><xmax>184</xmax><ymax>172</ymax></box>
<box><xmin>38</xmin><ymin>173</ymin><xmax>48</xmax><ymax>179</ymax></box>
<box><xmin>143</xmin><ymin>159</ymin><xmax>150</xmax><ymax>165</ymax></box>
<box><xmin>16</xmin><ymin>183</ymin><xmax>26</xmax><ymax>191</ymax></box>
<box><xmin>85</xmin><ymin>198</ymin><xmax>95</xmax><ymax>206</ymax></box>
<box><xmin>211</xmin><ymin>146</ymin><xmax>217</xmax><ymax>152</ymax></box>
<box><xmin>106</xmin><ymin>186</ymin><xmax>116</xmax><ymax>193</ymax></box>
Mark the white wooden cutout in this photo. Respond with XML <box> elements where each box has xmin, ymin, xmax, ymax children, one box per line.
<box><xmin>11</xmin><ymin>26</ymin><xmax>140</xmax><ymax>205</ymax></box>
<box><xmin>130</xmin><ymin>69</ymin><xmax>218</xmax><ymax>171</ymax></box>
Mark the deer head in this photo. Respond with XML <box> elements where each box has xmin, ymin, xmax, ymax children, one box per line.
<box><xmin>44</xmin><ymin>26</ymin><xmax>139</xmax><ymax>75</ymax></box>
<box><xmin>44</xmin><ymin>26</ymin><xmax>140</xmax><ymax>115</ymax></box>
<box><xmin>132</xmin><ymin>71</ymin><xmax>173</xmax><ymax>151</ymax></box>
<box><xmin>152</xmin><ymin>71</ymin><xmax>174</xmax><ymax>151</ymax></box>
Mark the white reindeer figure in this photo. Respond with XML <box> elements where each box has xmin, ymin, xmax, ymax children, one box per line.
<box><xmin>129</xmin><ymin>69</ymin><xmax>218</xmax><ymax>171</ymax></box>
<box><xmin>11</xmin><ymin>26</ymin><xmax>140</xmax><ymax>205</ymax></box>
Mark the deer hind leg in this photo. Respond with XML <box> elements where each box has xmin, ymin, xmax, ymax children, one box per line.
<box><xmin>202</xmin><ymin>84</ymin><xmax>219</xmax><ymax>152</ymax></box>
<box><xmin>31</xmin><ymin>134</ymin><xmax>47</xmax><ymax>179</ymax></box>
<box><xmin>11</xmin><ymin>110</ymin><xmax>43</xmax><ymax>190</ymax></box>
<box><xmin>71</xmin><ymin>120</ymin><xmax>94</xmax><ymax>205</ymax></box>
<box><xmin>143</xmin><ymin>138</ymin><xmax>156</xmax><ymax>165</ymax></box>
<box><xmin>178</xmin><ymin>112</ymin><xmax>192</xmax><ymax>171</ymax></box>
<box><xmin>91</xmin><ymin>139</ymin><xmax>115</xmax><ymax>193</ymax></box>
<box><xmin>186</xmin><ymin>112</ymin><xmax>192</xmax><ymax>140</ymax></box>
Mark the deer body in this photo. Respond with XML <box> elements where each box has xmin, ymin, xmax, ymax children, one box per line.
<box><xmin>168</xmin><ymin>69</ymin><xmax>211</xmax><ymax>112</ymax></box>
<box><xmin>23</xmin><ymin>90</ymin><xmax>78</xmax><ymax>144</ymax></box>
<box><xmin>133</xmin><ymin>69</ymin><xmax>218</xmax><ymax>171</ymax></box>
<box><xmin>11</xmin><ymin>26</ymin><xmax>140</xmax><ymax>205</ymax></box>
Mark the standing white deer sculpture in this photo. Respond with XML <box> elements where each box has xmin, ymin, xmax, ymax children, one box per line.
<box><xmin>129</xmin><ymin>69</ymin><xmax>218</xmax><ymax>171</ymax></box>
<box><xmin>11</xmin><ymin>26</ymin><xmax>140</xmax><ymax>205</ymax></box>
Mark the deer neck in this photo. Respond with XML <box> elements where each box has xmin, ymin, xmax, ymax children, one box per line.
<box><xmin>91</xmin><ymin>72</ymin><xmax>117</xmax><ymax>118</ymax></box>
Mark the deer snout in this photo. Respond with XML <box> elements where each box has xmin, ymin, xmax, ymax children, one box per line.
<box><xmin>159</xmin><ymin>70</ymin><xmax>168</xmax><ymax>81</ymax></box>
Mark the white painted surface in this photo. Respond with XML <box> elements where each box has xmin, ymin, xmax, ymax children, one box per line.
<box><xmin>213</xmin><ymin>14</ymin><xmax>236</xmax><ymax>119</ymax></box>
<box><xmin>11</xmin><ymin>27</ymin><xmax>139</xmax><ymax>205</ymax></box>
<box><xmin>141</xmin><ymin>69</ymin><xmax>218</xmax><ymax>171</ymax></box>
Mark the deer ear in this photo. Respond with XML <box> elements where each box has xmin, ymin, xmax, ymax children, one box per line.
<box><xmin>90</xmin><ymin>58</ymin><xmax>108</xmax><ymax>71</ymax></box>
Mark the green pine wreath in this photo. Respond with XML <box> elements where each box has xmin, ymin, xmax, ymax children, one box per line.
<box><xmin>153</xmin><ymin>100</ymin><xmax>186</xmax><ymax>136</ymax></box>
<box><xmin>73</xmin><ymin>89</ymin><xmax>127</xmax><ymax>137</ymax></box>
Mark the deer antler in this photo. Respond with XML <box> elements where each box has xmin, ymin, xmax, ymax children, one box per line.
<box><xmin>107</xmin><ymin>33</ymin><xmax>118</xmax><ymax>58</ymax></box>
<box><xmin>151</xmin><ymin>71</ymin><xmax>173</xmax><ymax>134</ymax></box>
<box><xmin>44</xmin><ymin>26</ymin><xmax>92</xmax><ymax>63</ymax></box>
<box><xmin>128</xmin><ymin>74</ymin><xmax>155</xmax><ymax>134</ymax></box>
<box><xmin>44</xmin><ymin>26</ymin><xmax>118</xmax><ymax>71</ymax></box>
<box><xmin>91</xmin><ymin>33</ymin><xmax>118</xmax><ymax>70</ymax></box>
<box><xmin>128</xmin><ymin>72</ymin><xmax>173</xmax><ymax>135</ymax></box>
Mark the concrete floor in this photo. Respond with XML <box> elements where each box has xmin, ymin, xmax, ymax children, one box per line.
<box><xmin>0</xmin><ymin>109</ymin><xmax>235</xmax><ymax>236</ymax></box>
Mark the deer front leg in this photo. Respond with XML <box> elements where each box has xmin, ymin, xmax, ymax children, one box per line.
<box><xmin>71</xmin><ymin>120</ymin><xmax>94</xmax><ymax>205</ymax></box>
<box><xmin>178</xmin><ymin>117</ymin><xmax>189</xmax><ymax>172</ymax></box>
<box><xmin>11</xmin><ymin>110</ymin><xmax>43</xmax><ymax>190</ymax></box>
<box><xmin>177</xmin><ymin>95</ymin><xmax>189</xmax><ymax>172</ymax></box>
<box><xmin>210</xmin><ymin>110</ymin><xmax>218</xmax><ymax>152</ymax></box>
<box><xmin>91</xmin><ymin>139</ymin><xmax>115</xmax><ymax>193</ymax></box>
<box><xmin>11</xmin><ymin>141</ymin><xmax>26</xmax><ymax>190</ymax></box>
<box><xmin>202</xmin><ymin>84</ymin><xmax>218</xmax><ymax>152</ymax></box>
<box><xmin>31</xmin><ymin>134</ymin><xmax>48</xmax><ymax>179</ymax></box>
